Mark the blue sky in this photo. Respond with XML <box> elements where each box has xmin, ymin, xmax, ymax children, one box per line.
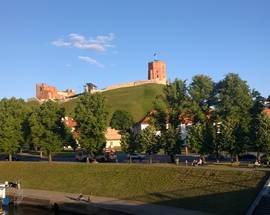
<box><xmin>0</xmin><ymin>0</ymin><xmax>269</xmax><ymax>99</ymax></box>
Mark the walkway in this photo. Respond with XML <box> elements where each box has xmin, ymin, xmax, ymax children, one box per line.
<box><xmin>7</xmin><ymin>188</ymin><xmax>213</xmax><ymax>215</ymax></box>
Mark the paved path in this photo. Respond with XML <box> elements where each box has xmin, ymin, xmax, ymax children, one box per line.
<box><xmin>7</xmin><ymin>188</ymin><xmax>213</xmax><ymax>215</ymax></box>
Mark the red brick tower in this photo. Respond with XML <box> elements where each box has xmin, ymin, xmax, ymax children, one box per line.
<box><xmin>148</xmin><ymin>60</ymin><xmax>166</xmax><ymax>81</ymax></box>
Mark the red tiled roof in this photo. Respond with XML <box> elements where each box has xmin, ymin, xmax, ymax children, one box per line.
<box><xmin>105</xmin><ymin>127</ymin><xmax>121</xmax><ymax>140</ymax></box>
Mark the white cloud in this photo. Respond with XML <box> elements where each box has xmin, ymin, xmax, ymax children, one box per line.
<box><xmin>52</xmin><ymin>33</ymin><xmax>115</xmax><ymax>52</ymax></box>
<box><xmin>78</xmin><ymin>56</ymin><xmax>104</xmax><ymax>68</ymax></box>
<box><xmin>52</xmin><ymin>39</ymin><xmax>71</xmax><ymax>47</ymax></box>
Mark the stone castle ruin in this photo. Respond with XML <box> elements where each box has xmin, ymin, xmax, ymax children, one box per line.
<box><xmin>91</xmin><ymin>60</ymin><xmax>167</xmax><ymax>93</ymax></box>
<box><xmin>36</xmin><ymin>83</ymin><xmax>75</xmax><ymax>101</ymax></box>
<box><xmin>36</xmin><ymin>60</ymin><xmax>167</xmax><ymax>101</ymax></box>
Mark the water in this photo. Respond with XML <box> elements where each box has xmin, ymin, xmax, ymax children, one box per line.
<box><xmin>1</xmin><ymin>205</ymin><xmax>79</xmax><ymax>215</ymax></box>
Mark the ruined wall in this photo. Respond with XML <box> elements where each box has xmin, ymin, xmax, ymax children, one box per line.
<box><xmin>36</xmin><ymin>83</ymin><xmax>58</xmax><ymax>100</ymax></box>
<box><xmin>36</xmin><ymin>83</ymin><xmax>75</xmax><ymax>101</ymax></box>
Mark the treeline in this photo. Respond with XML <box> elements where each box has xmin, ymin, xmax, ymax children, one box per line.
<box><xmin>0</xmin><ymin>72</ymin><xmax>269</xmax><ymax>163</ymax></box>
<box><xmin>118</xmin><ymin>73</ymin><xmax>270</xmax><ymax>162</ymax></box>
<box><xmin>0</xmin><ymin>93</ymin><xmax>107</xmax><ymax>162</ymax></box>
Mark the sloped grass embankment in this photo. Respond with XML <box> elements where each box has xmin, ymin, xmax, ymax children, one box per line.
<box><xmin>0</xmin><ymin>162</ymin><xmax>267</xmax><ymax>215</ymax></box>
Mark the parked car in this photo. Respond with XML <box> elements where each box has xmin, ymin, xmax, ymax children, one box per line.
<box><xmin>127</xmin><ymin>153</ymin><xmax>145</xmax><ymax>160</ymax></box>
<box><xmin>75</xmin><ymin>150</ymin><xmax>92</xmax><ymax>162</ymax></box>
<box><xmin>75</xmin><ymin>150</ymin><xmax>116</xmax><ymax>162</ymax></box>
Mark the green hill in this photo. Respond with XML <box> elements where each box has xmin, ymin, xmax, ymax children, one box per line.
<box><xmin>62</xmin><ymin>83</ymin><xmax>165</xmax><ymax>123</ymax></box>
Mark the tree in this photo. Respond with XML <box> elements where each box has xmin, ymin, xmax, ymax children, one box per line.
<box><xmin>137</xmin><ymin>126</ymin><xmax>159</xmax><ymax>163</ymax></box>
<box><xmin>249</xmin><ymin>90</ymin><xmax>266</xmax><ymax>152</ymax></box>
<box><xmin>164</xmin><ymin>79</ymin><xmax>190</xmax><ymax>129</ymax></box>
<box><xmin>0</xmin><ymin>98</ymin><xmax>28</xmax><ymax>161</ymax></box>
<box><xmin>152</xmin><ymin>94</ymin><xmax>168</xmax><ymax>132</ymax></box>
<box><xmin>110</xmin><ymin>110</ymin><xmax>134</xmax><ymax>132</ymax></box>
<box><xmin>161</xmin><ymin>128</ymin><xmax>182</xmax><ymax>162</ymax></box>
<box><xmin>219</xmin><ymin>118</ymin><xmax>238</xmax><ymax>161</ymax></box>
<box><xmin>215</xmin><ymin>73</ymin><xmax>253</xmax><ymax>161</ymax></box>
<box><xmin>74</xmin><ymin>93</ymin><xmax>107</xmax><ymax>162</ymax></box>
<box><xmin>254</xmin><ymin>112</ymin><xmax>270</xmax><ymax>157</ymax></box>
<box><xmin>28</xmin><ymin>101</ymin><xmax>66</xmax><ymax>162</ymax></box>
<box><xmin>189</xmin><ymin>75</ymin><xmax>215</xmax><ymax>123</ymax></box>
<box><xmin>23</xmin><ymin>100</ymin><xmax>40</xmax><ymax>152</ymax></box>
<box><xmin>187</xmin><ymin>122</ymin><xmax>215</xmax><ymax>160</ymax></box>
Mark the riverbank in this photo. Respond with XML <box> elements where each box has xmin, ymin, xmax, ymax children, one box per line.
<box><xmin>0</xmin><ymin>162</ymin><xmax>268</xmax><ymax>214</ymax></box>
<box><xmin>7</xmin><ymin>188</ymin><xmax>210</xmax><ymax>215</ymax></box>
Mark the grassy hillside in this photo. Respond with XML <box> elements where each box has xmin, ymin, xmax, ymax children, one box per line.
<box><xmin>62</xmin><ymin>84</ymin><xmax>165</xmax><ymax>122</ymax></box>
<box><xmin>0</xmin><ymin>162</ymin><xmax>268</xmax><ymax>215</ymax></box>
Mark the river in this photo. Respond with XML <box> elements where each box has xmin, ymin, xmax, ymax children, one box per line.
<box><xmin>1</xmin><ymin>205</ymin><xmax>80</xmax><ymax>215</ymax></box>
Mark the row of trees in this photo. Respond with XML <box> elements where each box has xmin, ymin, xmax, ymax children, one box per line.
<box><xmin>117</xmin><ymin>73</ymin><xmax>270</xmax><ymax>162</ymax></box>
<box><xmin>0</xmin><ymin>73</ymin><xmax>269</xmax><ymax>162</ymax></box>
<box><xmin>0</xmin><ymin>93</ymin><xmax>108</xmax><ymax>162</ymax></box>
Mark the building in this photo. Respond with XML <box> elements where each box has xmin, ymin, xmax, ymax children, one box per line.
<box><xmin>105</xmin><ymin>127</ymin><xmax>122</xmax><ymax>151</ymax></box>
<box><xmin>148</xmin><ymin>60</ymin><xmax>166</xmax><ymax>82</ymax></box>
<box><xmin>84</xmin><ymin>83</ymin><xmax>97</xmax><ymax>93</ymax></box>
<box><xmin>36</xmin><ymin>83</ymin><xmax>75</xmax><ymax>101</ymax></box>
<box><xmin>132</xmin><ymin>112</ymin><xmax>155</xmax><ymax>134</ymax></box>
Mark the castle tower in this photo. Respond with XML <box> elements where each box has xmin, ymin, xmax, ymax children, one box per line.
<box><xmin>148</xmin><ymin>60</ymin><xmax>166</xmax><ymax>81</ymax></box>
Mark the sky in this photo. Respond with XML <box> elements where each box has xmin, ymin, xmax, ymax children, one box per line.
<box><xmin>0</xmin><ymin>0</ymin><xmax>270</xmax><ymax>99</ymax></box>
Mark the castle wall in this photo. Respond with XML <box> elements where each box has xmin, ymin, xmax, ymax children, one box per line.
<box><xmin>96</xmin><ymin>79</ymin><xmax>166</xmax><ymax>93</ymax></box>
<box><xmin>36</xmin><ymin>83</ymin><xmax>75</xmax><ymax>101</ymax></box>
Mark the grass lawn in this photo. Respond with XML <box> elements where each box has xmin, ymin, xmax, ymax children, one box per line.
<box><xmin>0</xmin><ymin>162</ymin><xmax>268</xmax><ymax>215</ymax></box>
<box><xmin>62</xmin><ymin>84</ymin><xmax>165</xmax><ymax>123</ymax></box>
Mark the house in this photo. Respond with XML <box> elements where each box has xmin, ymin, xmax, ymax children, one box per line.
<box><xmin>105</xmin><ymin>127</ymin><xmax>122</xmax><ymax>152</ymax></box>
<box><xmin>132</xmin><ymin>113</ymin><xmax>153</xmax><ymax>134</ymax></box>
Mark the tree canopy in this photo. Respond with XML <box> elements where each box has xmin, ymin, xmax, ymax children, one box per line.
<box><xmin>110</xmin><ymin>110</ymin><xmax>134</xmax><ymax>132</ymax></box>
<box><xmin>74</xmin><ymin>93</ymin><xmax>107</xmax><ymax>161</ymax></box>
<box><xmin>0</xmin><ymin>98</ymin><xmax>28</xmax><ymax>161</ymax></box>
<box><xmin>28</xmin><ymin>101</ymin><xmax>66</xmax><ymax>161</ymax></box>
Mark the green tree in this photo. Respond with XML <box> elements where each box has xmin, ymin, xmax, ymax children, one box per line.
<box><xmin>216</xmin><ymin>73</ymin><xmax>253</xmax><ymax>161</ymax></box>
<box><xmin>0</xmin><ymin>98</ymin><xmax>28</xmax><ymax>161</ymax></box>
<box><xmin>254</xmin><ymin>112</ymin><xmax>270</xmax><ymax>157</ymax></box>
<box><xmin>249</xmin><ymin>90</ymin><xmax>266</xmax><ymax>152</ymax></box>
<box><xmin>29</xmin><ymin>101</ymin><xmax>66</xmax><ymax>162</ymax></box>
<box><xmin>164</xmin><ymin>79</ymin><xmax>190</xmax><ymax>129</ymax></box>
<box><xmin>121</xmin><ymin>131</ymin><xmax>143</xmax><ymax>153</ymax></box>
<box><xmin>110</xmin><ymin>110</ymin><xmax>134</xmax><ymax>132</ymax></box>
<box><xmin>219</xmin><ymin>118</ymin><xmax>238</xmax><ymax>161</ymax></box>
<box><xmin>137</xmin><ymin>126</ymin><xmax>159</xmax><ymax>163</ymax></box>
<box><xmin>161</xmin><ymin>128</ymin><xmax>181</xmax><ymax>162</ymax></box>
<box><xmin>120</xmin><ymin>131</ymin><xmax>130</xmax><ymax>153</ymax></box>
<box><xmin>74</xmin><ymin>93</ymin><xmax>107</xmax><ymax>162</ymax></box>
<box><xmin>187</xmin><ymin>122</ymin><xmax>214</xmax><ymax>160</ymax></box>
<box><xmin>22</xmin><ymin>100</ymin><xmax>41</xmax><ymax>152</ymax></box>
<box><xmin>189</xmin><ymin>75</ymin><xmax>214</xmax><ymax>123</ymax></box>
<box><xmin>152</xmin><ymin>94</ymin><xmax>168</xmax><ymax>132</ymax></box>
